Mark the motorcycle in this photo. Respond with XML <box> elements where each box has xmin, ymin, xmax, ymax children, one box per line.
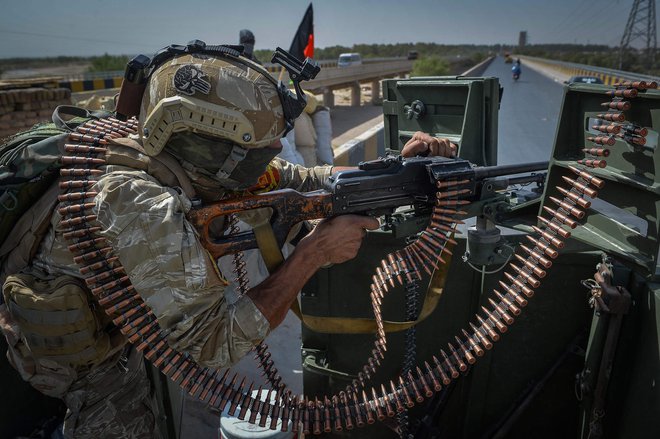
<box><xmin>512</xmin><ymin>64</ymin><xmax>521</xmax><ymax>81</ymax></box>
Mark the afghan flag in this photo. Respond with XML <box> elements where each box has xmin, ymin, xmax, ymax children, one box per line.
<box><xmin>289</xmin><ymin>3</ymin><xmax>314</xmax><ymax>61</ymax></box>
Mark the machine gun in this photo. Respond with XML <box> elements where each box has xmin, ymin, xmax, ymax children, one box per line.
<box><xmin>187</xmin><ymin>156</ymin><xmax>548</xmax><ymax>260</ymax></box>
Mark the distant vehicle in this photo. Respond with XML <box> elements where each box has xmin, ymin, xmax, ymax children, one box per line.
<box><xmin>504</xmin><ymin>54</ymin><xmax>513</xmax><ymax>64</ymax></box>
<box><xmin>407</xmin><ymin>50</ymin><xmax>419</xmax><ymax>60</ymax></box>
<box><xmin>565</xmin><ymin>75</ymin><xmax>604</xmax><ymax>84</ymax></box>
<box><xmin>337</xmin><ymin>53</ymin><xmax>362</xmax><ymax>67</ymax></box>
<box><xmin>512</xmin><ymin>63</ymin><xmax>521</xmax><ymax>81</ymax></box>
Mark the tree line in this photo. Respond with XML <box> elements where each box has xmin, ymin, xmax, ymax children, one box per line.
<box><xmin>2</xmin><ymin>43</ymin><xmax>658</xmax><ymax>78</ymax></box>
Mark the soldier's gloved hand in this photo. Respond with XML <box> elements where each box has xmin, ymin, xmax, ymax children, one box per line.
<box><xmin>301</xmin><ymin>215</ymin><xmax>380</xmax><ymax>265</ymax></box>
<box><xmin>401</xmin><ymin>131</ymin><xmax>457</xmax><ymax>158</ymax></box>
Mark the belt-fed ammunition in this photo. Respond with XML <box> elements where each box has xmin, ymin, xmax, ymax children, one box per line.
<box><xmin>477</xmin><ymin>314</ymin><xmax>501</xmax><ymax>341</ymax></box>
<box><xmin>587</xmin><ymin>135</ymin><xmax>616</xmax><ymax>146</ymax></box>
<box><xmin>332</xmin><ymin>395</ymin><xmax>343</xmax><ymax>431</ymax></box>
<box><xmin>597</xmin><ymin>112</ymin><xmax>625</xmax><ymax>122</ymax></box>
<box><xmin>390</xmin><ymin>380</ymin><xmax>407</xmax><ymax>411</ymax></box>
<box><xmin>339</xmin><ymin>392</ymin><xmax>353</xmax><ymax>430</ymax></box>
<box><xmin>371</xmin><ymin>387</ymin><xmax>386</xmax><ymax>421</ymax></box>
<box><xmin>510</xmin><ymin>263</ymin><xmax>542</xmax><ymax>288</ymax></box>
<box><xmin>415</xmin><ymin>366</ymin><xmax>433</xmax><ymax>397</ymax></box>
<box><xmin>351</xmin><ymin>390</ymin><xmax>366</xmax><ymax>427</ymax></box>
<box><xmin>482</xmin><ymin>306</ymin><xmax>509</xmax><ymax>333</ymax></box>
<box><xmin>260</xmin><ymin>389</ymin><xmax>273</xmax><ymax>428</ymax></box>
<box><xmin>524</xmin><ymin>235</ymin><xmax>559</xmax><ymax>259</ymax></box>
<box><xmin>613</xmin><ymin>80</ymin><xmax>656</xmax><ymax>89</ymax></box>
<box><xmin>519</xmin><ymin>244</ymin><xmax>552</xmax><ymax>268</ymax></box>
<box><xmin>462</xmin><ymin>329</ymin><xmax>485</xmax><ymax>357</ymax></box>
<box><xmin>617</xmin><ymin>133</ymin><xmax>646</xmax><ymax>145</ymax></box>
<box><xmin>577</xmin><ymin>159</ymin><xmax>607</xmax><ymax>168</ymax></box>
<box><xmin>532</xmin><ymin>224</ymin><xmax>567</xmax><ymax>249</ymax></box>
<box><xmin>268</xmin><ymin>391</ymin><xmax>282</xmax><ymax>430</ymax></box>
<box><xmin>362</xmin><ymin>390</ymin><xmax>376</xmax><ymax>424</ymax></box>
<box><xmin>592</xmin><ymin>123</ymin><xmax>621</xmax><ymax>134</ymax></box>
<box><xmin>504</xmin><ymin>272</ymin><xmax>536</xmax><ymax>297</ymax></box>
<box><xmin>540</xmin><ymin>215</ymin><xmax>573</xmax><ymax>239</ymax></box>
<box><xmin>622</xmin><ymin>123</ymin><xmax>648</xmax><ymax>136</ymax></box>
<box><xmin>299</xmin><ymin>396</ymin><xmax>309</xmax><ymax>435</ymax></box>
<box><xmin>424</xmin><ymin>361</ymin><xmax>442</xmax><ymax>391</ymax></box>
<box><xmin>469</xmin><ymin>322</ymin><xmax>493</xmax><ymax>350</ymax></box>
<box><xmin>431</xmin><ymin>351</ymin><xmax>454</xmax><ymax>386</ymax></box>
<box><xmin>543</xmin><ymin>206</ymin><xmax>579</xmax><ymax>229</ymax></box>
<box><xmin>322</xmin><ymin>396</ymin><xmax>332</xmax><ymax>432</ymax></box>
<box><xmin>606</xmin><ymin>88</ymin><xmax>638</xmax><ymax>98</ymax></box>
<box><xmin>567</xmin><ymin>166</ymin><xmax>605</xmax><ymax>189</ymax></box>
<box><xmin>455</xmin><ymin>335</ymin><xmax>477</xmax><ymax>364</ymax></box>
<box><xmin>497</xmin><ymin>282</ymin><xmax>528</xmax><ymax>307</ymax></box>
<box><xmin>514</xmin><ymin>253</ymin><xmax>547</xmax><ymax>277</ymax></box>
<box><xmin>601</xmin><ymin>100</ymin><xmax>631</xmax><ymax>110</ymax></box>
<box><xmin>440</xmin><ymin>349</ymin><xmax>460</xmax><ymax>378</ymax></box>
<box><xmin>582</xmin><ymin>147</ymin><xmax>610</xmax><ymax>157</ymax></box>
<box><xmin>407</xmin><ymin>370</ymin><xmax>425</xmax><ymax>402</ymax></box>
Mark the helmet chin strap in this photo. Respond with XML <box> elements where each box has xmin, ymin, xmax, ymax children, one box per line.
<box><xmin>215</xmin><ymin>144</ymin><xmax>249</xmax><ymax>180</ymax></box>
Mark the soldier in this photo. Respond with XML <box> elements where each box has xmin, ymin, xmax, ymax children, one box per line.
<box><xmin>0</xmin><ymin>43</ymin><xmax>455</xmax><ymax>438</ymax></box>
<box><xmin>239</xmin><ymin>29</ymin><xmax>262</xmax><ymax>64</ymax></box>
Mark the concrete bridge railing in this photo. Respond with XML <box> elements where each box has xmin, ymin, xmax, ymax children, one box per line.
<box><xmin>52</xmin><ymin>58</ymin><xmax>414</xmax><ymax>107</ymax></box>
<box><xmin>300</xmin><ymin>59</ymin><xmax>413</xmax><ymax>106</ymax></box>
<box><xmin>518</xmin><ymin>55</ymin><xmax>660</xmax><ymax>85</ymax></box>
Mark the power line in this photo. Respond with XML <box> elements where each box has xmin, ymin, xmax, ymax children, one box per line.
<box><xmin>571</xmin><ymin>0</ymin><xmax>623</xmax><ymax>45</ymax></box>
<box><xmin>619</xmin><ymin>0</ymin><xmax>657</xmax><ymax>67</ymax></box>
<box><xmin>551</xmin><ymin>1</ymin><xmax>600</xmax><ymax>40</ymax></box>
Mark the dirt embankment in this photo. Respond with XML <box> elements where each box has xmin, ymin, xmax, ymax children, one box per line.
<box><xmin>1</xmin><ymin>63</ymin><xmax>91</xmax><ymax>80</ymax></box>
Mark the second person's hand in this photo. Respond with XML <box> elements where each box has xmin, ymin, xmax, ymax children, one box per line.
<box><xmin>401</xmin><ymin>131</ymin><xmax>457</xmax><ymax>158</ymax></box>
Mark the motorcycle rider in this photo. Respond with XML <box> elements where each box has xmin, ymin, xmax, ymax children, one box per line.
<box><xmin>512</xmin><ymin>58</ymin><xmax>521</xmax><ymax>80</ymax></box>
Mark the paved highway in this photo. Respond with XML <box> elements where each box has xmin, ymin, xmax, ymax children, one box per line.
<box><xmin>485</xmin><ymin>56</ymin><xmax>565</xmax><ymax>165</ymax></box>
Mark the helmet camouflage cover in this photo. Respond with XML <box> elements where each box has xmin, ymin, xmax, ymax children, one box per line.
<box><xmin>140</xmin><ymin>53</ymin><xmax>286</xmax><ymax>156</ymax></box>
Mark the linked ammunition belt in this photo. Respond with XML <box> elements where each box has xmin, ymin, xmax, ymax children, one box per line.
<box><xmin>56</xmin><ymin>79</ymin><xmax>652</xmax><ymax>432</ymax></box>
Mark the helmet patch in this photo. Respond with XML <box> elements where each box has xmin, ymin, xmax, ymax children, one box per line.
<box><xmin>173</xmin><ymin>65</ymin><xmax>211</xmax><ymax>96</ymax></box>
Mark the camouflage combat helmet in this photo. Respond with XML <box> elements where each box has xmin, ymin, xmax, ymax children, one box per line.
<box><xmin>140</xmin><ymin>52</ymin><xmax>286</xmax><ymax>156</ymax></box>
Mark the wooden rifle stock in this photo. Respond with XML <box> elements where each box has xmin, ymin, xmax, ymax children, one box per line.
<box><xmin>187</xmin><ymin>189</ymin><xmax>334</xmax><ymax>259</ymax></box>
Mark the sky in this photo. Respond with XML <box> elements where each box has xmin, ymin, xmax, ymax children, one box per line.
<box><xmin>0</xmin><ymin>0</ymin><xmax>651</xmax><ymax>58</ymax></box>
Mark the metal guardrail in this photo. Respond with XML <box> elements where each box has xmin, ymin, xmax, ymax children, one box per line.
<box><xmin>520</xmin><ymin>55</ymin><xmax>660</xmax><ymax>85</ymax></box>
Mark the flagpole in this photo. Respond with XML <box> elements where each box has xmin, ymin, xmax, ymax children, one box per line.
<box><xmin>282</xmin><ymin>3</ymin><xmax>313</xmax><ymax>85</ymax></box>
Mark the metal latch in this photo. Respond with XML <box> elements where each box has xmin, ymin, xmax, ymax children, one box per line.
<box><xmin>301</xmin><ymin>348</ymin><xmax>357</xmax><ymax>381</ymax></box>
<box><xmin>404</xmin><ymin>99</ymin><xmax>426</xmax><ymax>120</ymax></box>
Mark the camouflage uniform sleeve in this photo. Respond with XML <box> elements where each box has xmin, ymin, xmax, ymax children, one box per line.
<box><xmin>271</xmin><ymin>157</ymin><xmax>333</xmax><ymax>192</ymax></box>
<box><xmin>93</xmin><ymin>169</ymin><xmax>270</xmax><ymax>368</ymax></box>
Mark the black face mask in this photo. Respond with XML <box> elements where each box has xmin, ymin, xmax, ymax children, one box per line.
<box><xmin>165</xmin><ymin>132</ymin><xmax>281</xmax><ymax>190</ymax></box>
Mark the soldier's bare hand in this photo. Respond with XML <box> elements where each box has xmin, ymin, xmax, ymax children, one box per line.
<box><xmin>401</xmin><ymin>131</ymin><xmax>457</xmax><ymax>158</ymax></box>
<box><xmin>302</xmin><ymin>215</ymin><xmax>380</xmax><ymax>265</ymax></box>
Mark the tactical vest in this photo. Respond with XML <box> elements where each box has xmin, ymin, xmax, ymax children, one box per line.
<box><xmin>1</xmin><ymin>113</ymin><xmax>195</xmax><ymax>369</ymax></box>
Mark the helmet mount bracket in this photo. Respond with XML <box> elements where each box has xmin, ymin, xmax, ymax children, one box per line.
<box><xmin>271</xmin><ymin>47</ymin><xmax>321</xmax><ymax>134</ymax></box>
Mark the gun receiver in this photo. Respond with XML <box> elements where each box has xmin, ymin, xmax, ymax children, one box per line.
<box><xmin>187</xmin><ymin>156</ymin><xmax>548</xmax><ymax>259</ymax></box>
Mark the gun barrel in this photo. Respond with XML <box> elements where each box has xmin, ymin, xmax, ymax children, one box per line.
<box><xmin>473</xmin><ymin>161</ymin><xmax>548</xmax><ymax>180</ymax></box>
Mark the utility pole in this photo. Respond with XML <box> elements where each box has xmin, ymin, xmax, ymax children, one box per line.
<box><xmin>619</xmin><ymin>0</ymin><xmax>657</xmax><ymax>69</ymax></box>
